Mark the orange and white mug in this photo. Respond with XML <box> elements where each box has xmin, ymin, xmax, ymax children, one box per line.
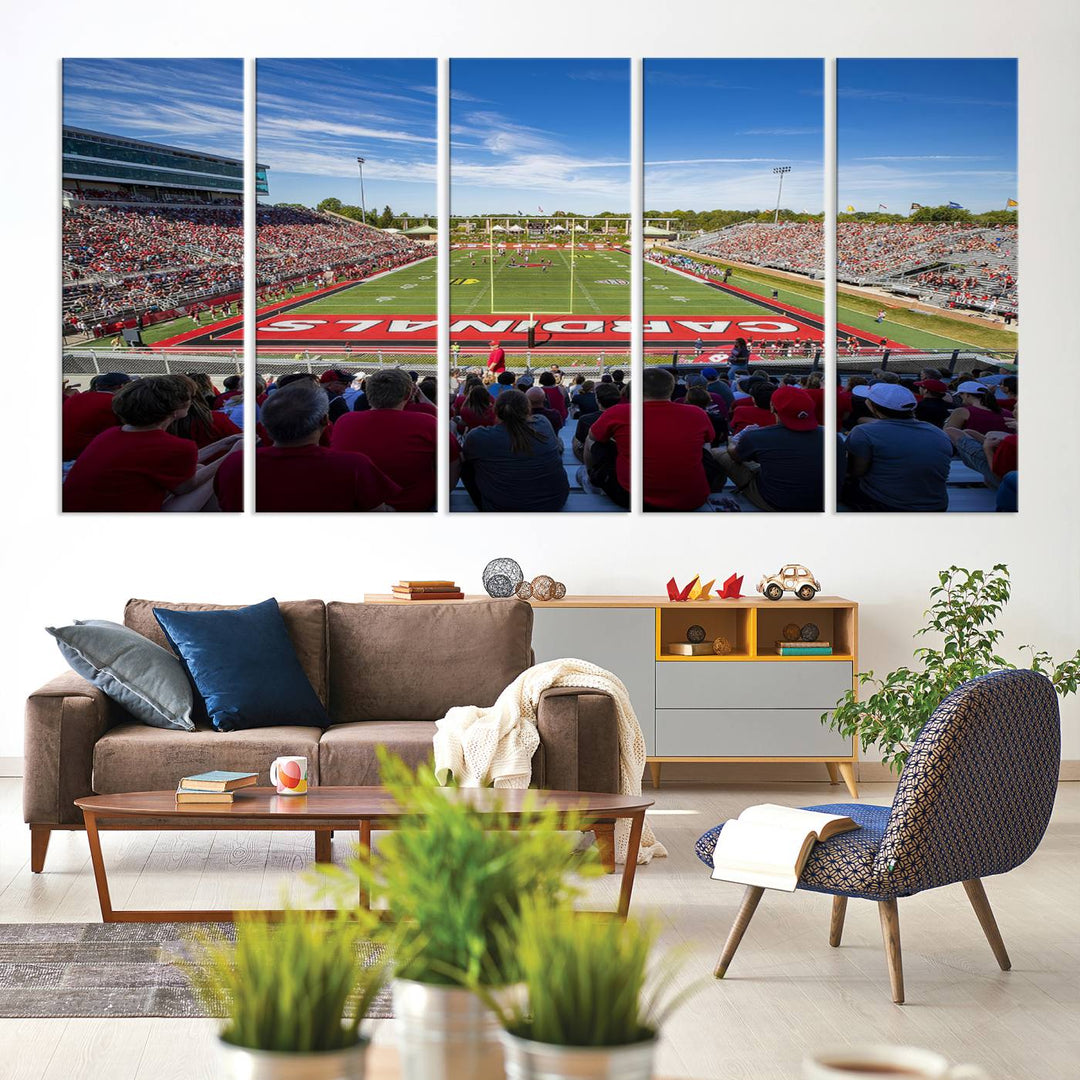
<box><xmin>270</xmin><ymin>755</ymin><xmax>308</xmax><ymax>796</ymax></box>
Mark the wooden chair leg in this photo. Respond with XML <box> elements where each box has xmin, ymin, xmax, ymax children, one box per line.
<box><xmin>593</xmin><ymin>824</ymin><xmax>616</xmax><ymax>873</ymax></box>
<box><xmin>829</xmin><ymin>895</ymin><xmax>847</xmax><ymax>947</ymax></box>
<box><xmin>30</xmin><ymin>826</ymin><xmax>51</xmax><ymax>874</ymax></box>
<box><xmin>962</xmin><ymin>878</ymin><xmax>1011</xmax><ymax>971</ymax></box>
<box><xmin>714</xmin><ymin>885</ymin><xmax>765</xmax><ymax>978</ymax></box>
<box><xmin>878</xmin><ymin>898</ymin><xmax>905</xmax><ymax>1004</ymax></box>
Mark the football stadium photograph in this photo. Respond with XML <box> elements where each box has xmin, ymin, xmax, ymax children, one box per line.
<box><xmin>250</xmin><ymin>58</ymin><xmax>439</xmax><ymax>513</ymax></box>
<box><xmin>642</xmin><ymin>58</ymin><xmax>829</xmax><ymax>513</ymax></box>
<box><xmin>60</xmin><ymin>59</ymin><xmax>246</xmax><ymax>512</ymax></box>
<box><xmin>449</xmin><ymin>58</ymin><xmax>631</xmax><ymax>513</ymax></box>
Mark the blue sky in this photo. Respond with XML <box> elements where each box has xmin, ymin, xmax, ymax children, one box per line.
<box><xmin>256</xmin><ymin>59</ymin><xmax>436</xmax><ymax>214</ymax></box>
<box><xmin>838</xmin><ymin>59</ymin><xmax>1017</xmax><ymax>212</ymax></box>
<box><xmin>63</xmin><ymin>59</ymin><xmax>243</xmax><ymax>159</ymax></box>
<box><xmin>645</xmin><ymin>60</ymin><xmax>823</xmax><ymax>212</ymax></box>
<box><xmin>451</xmin><ymin>59</ymin><xmax>629</xmax><ymax>216</ymax></box>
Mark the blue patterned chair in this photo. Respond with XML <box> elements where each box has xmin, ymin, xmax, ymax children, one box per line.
<box><xmin>695</xmin><ymin>670</ymin><xmax>1060</xmax><ymax>1003</ymax></box>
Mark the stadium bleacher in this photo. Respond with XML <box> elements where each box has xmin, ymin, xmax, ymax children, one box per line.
<box><xmin>672</xmin><ymin>221</ymin><xmax>1018</xmax><ymax>318</ymax></box>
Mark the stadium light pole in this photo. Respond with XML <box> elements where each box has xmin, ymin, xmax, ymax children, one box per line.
<box><xmin>772</xmin><ymin>166</ymin><xmax>791</xmax><ymax>225</ymax></box>
<box><xmin>356</xmin><ymin>156</ymin><xmax>367</xmax><ymax>225</ymax></box>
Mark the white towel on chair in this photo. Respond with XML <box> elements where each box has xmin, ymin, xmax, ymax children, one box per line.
<box><xmin>433</xmin><ymin>658</ymin><xmax>666</xmax><ymax>865</ymax></box>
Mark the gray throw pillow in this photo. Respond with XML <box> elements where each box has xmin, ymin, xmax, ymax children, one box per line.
<box><xmin>46</xmin><ymin>619</ymin><xmax>195</xmax><ymax>732</ymax></box>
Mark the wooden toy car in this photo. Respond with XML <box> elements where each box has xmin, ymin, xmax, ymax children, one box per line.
<box><xmin>757</xmin><ymin>564</ymin><xmax>820</xmax><ymax>601</ymax></box>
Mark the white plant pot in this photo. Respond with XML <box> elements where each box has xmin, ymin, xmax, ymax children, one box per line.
<box><xmin>500</xmin><ymin>1030</ymin><xmax>658</xmax><ymax>1080</ymax></box>
<box><xmin>216</xmin><ymin>1037</ymin><xmax>367</xmax><ymax>1080</ymax></box>
<box><xmin>392</xmin><ymin>978</ymin><xmax>504</xmax><ymax>1080</ymax></box>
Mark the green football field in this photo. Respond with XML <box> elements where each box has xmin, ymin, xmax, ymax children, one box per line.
<box><xmin>284</xmin><ymin>256</ymin><xmax>439</xmax><ymax>315</ymax></box>
<box><xmin>450</xmin><ymin>245</ymin><xmax>630</xmax><ymax>315</ymax></box>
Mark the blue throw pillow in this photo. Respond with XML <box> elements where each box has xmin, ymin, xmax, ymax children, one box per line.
<box><xmin>153</xmin><ymin>598</ymin><xmax>330</xmax><ymax>732</ymax></box>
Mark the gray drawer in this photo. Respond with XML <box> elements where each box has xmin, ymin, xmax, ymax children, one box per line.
<box><xmin>655</xmin><ymin>709</ymin><xmax>853</xmax><ymax>757</ymax></box>
<box><xmin>532</xmin><ymin>607</ymin><xmax>657</xmax><ymax>754</ymax></box>
<box><xmin>655</xmin><ymin>660</ymin><xmax>851</xmax><ymax>710</ymax></box>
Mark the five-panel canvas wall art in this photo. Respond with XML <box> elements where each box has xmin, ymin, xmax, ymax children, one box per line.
<box><xmin>60</xmin><ymin>58</ymin><xmax>1018</xmax><ymax>514</ymax></box>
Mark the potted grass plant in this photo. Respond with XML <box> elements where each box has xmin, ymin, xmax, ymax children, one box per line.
<box><xmin>483</xmin><ymin>898</ymin><xmax>699</xmax><ymax>1080</ymax></box>
<box><xmin>184</xmin><ymin>907</ymin><xmax>389</xmax><ymax>1080</ymax></box>
<box><xmin>318</xmin><ymin>750</ymin><xmax>596</xmax><ymax>1080</ymax></box>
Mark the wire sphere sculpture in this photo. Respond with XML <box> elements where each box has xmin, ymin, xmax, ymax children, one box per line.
<box><xmin>713</xmin><ymin>636</ymin><xmax>733</xmax><ymax>655</ymax></box>
<box><xmin>482</xmin><ymin>558</ymin><xmax>524</xmax><ymax>598</ymax></box>
<box><xmin>800</xmin><ymin>622</ymin><xmax>821</xmax><ymax>642</ymax></box>
<box><xmin>531</xmin><ymin>575</ymin><xmax>556</xmax><ymax>602</ymax></box>
<box><xmin>686</xmin><ymin>624</ymin><xmax>706</xmax><ymax>644</ymax></box>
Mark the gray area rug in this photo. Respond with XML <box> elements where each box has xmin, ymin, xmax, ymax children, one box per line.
<box><xmin>0</xmin><ymin>923</ymin><xmax>393</xmax><ymax>1019</ymax></box>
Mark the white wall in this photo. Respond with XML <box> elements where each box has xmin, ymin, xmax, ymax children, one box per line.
<box><xmin>2</xmin><ymin>0</ymin><xmax>1077</xmax><ymax>765</ymax></box>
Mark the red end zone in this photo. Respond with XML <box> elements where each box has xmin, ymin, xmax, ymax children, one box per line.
<box><xmin>234</xmin><ymin>312</ymin><xmax>828</xmax><ymax>348</ymax></box>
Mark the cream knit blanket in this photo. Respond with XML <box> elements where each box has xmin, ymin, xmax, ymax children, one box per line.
<box><xmin>433</xmin><ymin>658</ymin><xmax>666</xmax><ymax>865</ymax></box>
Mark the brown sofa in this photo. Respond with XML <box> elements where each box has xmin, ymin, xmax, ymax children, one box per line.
<box><xmin>24</xmin><ymin>597</ymin><xmax>620</xmax><ymax>871</ymax></box>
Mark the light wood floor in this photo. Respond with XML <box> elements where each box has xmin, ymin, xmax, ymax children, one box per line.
<box><xmin>1</xmin><ymin>777</ymin><xmax>1077</xmax><ymax>1080</ymax></box>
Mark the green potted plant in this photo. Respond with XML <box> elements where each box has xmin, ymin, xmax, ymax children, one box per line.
<box><xmin>184</xmin><ymin>907</ymin><xmax>388</xmax><ymax>1080</ymax></box>
<box><xmin>483</xmin><ymin>898</ymin><xmax>698</xmax><ymax>1080</ymax></box>
<box><xmin>319</xmin><ymin>750</ymin><xmax>596</xmax><ymax>1080</ymax></box>
<box><xmin>825</xmin><ymin>565</ymin><xmax>1080</xmax><ymax>773</ymax></box>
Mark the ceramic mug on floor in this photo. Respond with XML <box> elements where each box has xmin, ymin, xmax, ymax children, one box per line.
<box><xmin>270</xmin><ymin>755</ymin><xmax>308</xmax><ymax>796</ymax></box>
<box><xmin>804</xmin><ymin>1045</ymin><xmax>990</xmax><ymax>1079</ymax></box>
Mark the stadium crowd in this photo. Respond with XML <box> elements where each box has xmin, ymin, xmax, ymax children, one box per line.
<box><xmin>837</xmin><ymin>365</ymin><xmax>1017</xmax><ymax>512</ymax></box>
<box><xmin>62</xmin><ymin>372</ymin><xmax>242</xmax><ymax>512</ymax></box>
<box><xmin>642</xmin><ymin>365</ymin><xmax>834</xmax><ymax>512</ymax></box>
<box><xmin>671</xmin><ymin>221</ymin><xmax>1018</xmax><ymax>316</ymax></box>
<box><xmin>62</xmin><ymin>201</ymin><xmax>242</xmax><ymax>330</ymax></box>
<box><xmin>255</xmin><ymin>206</ymin><xmax>428</xmax><ymax>288</ymax></box>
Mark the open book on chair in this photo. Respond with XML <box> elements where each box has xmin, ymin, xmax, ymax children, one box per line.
<box><xmin>710</xmin><ymin>804</ymin><xmax>859</xmax><ymax>892</ymax></box>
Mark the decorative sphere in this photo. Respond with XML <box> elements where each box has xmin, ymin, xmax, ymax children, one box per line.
<box><xmin>713</xmin><ymin>636</ymin><xmax>733</xmax><ymax>655</ymax></box>
<box><xmin>800</xmin><ymin>622</ymin><xmax>821</xmax><ymax>642</ymax></box>
<box><xmin>553</xmin><ymin>581</ymin><xmax>566</xmax><ymax>600</ymax></box>
<box><xmin>686</xmin><ymin>624</ymin><xmax>706</xmax><ymax>644</ymax></box>
<box><xmin>515</xmin><ymin>580</ymin><xmax>533</xmax><ymax>600</ymax></box>
<box><xmin>782</xmin><ymin>623</ymin><xmax>801</xmax><ymax>641</ymax></box>
<box><xmin>482</xmin><ymin>558</ymin><xmax>524</xmax><ymax>598</ymax></box>
<box><xmin>531</xmin><ymin>575</ymin><xmax>556</xmax><ymax>602</ymax></box>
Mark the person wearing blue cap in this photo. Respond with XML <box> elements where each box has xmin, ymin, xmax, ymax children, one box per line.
<box><xmin>841</xmin><ymin>382</ymin><xmax>953</xmax><ymax>511</ymax></box>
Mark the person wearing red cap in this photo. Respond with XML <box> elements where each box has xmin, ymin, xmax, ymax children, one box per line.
<box><xmin>913</xmin><ymin>378</ymin><xmax>951</xmax><ymax>428</ymax></box>
<box><xmin>713</xmin><ymin>385</ymin><xmax>830</xmax><ymax>511</ymax></box>
<box><xmin>487</xmin><ymin>340</ymin><xmax>506</xmax><ymax>375</ymax></box>
<box><xmin>319</xmin><ymin>369</ymin><xmax>352</xmax><ymax>422</ymax></box>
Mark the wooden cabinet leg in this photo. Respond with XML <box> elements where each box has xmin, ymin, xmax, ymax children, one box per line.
<box><xmin>593</xmin><ymin>824</ymin><xmax>616</xmax><ymax>873</ymax></box>
<box><xmin>878</xmin><ymin>898</ymin><xmax>904</xmax><ymax>1004</ymax></box>
<box><xmin>837</xmin><ymin>762</ymin><xmax>859</xmax><ymax>799</ymax></box>
<box><xmin>829</xmin><ymin>895</ymin><xmax>847</xmax><ymax>947</ymax></box>
<box><xmin>30</xmin><ymin>826</ymin><xmax>51</xmax><ymax>874</ymax></box>
<box><xmin>314</xmin><ymin>829</ymin><xmax>332</xmax><ymax>864</ymax></box>
<box><xmin>825</xmin><ymin>762</ymin><xmax>841</xmax><ymax>785</ymax></box>
<box><xmin>714</xmin><ymin>885</ymin><xmax>765</xmax><ymax>978</ymax></box>
<box><xmin>962</xmin><ymin>878</ymin><xmax>1011</xmax><ymax>971</ymax></box>
<box><xmin>648</xmin><ymin>761</ymin><xmax>662</xmax><ymax>789</ymax></box>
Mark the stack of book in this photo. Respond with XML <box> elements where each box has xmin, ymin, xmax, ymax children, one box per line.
<box><xmin>175</xmin><ymin>770</ymin><xmax>258</xmax><ymax>804</ymax></box>
<box><xmin>775</xmin><ymin>640</ymin><xmax>833</xmax><ymax>656</ymax></box>
<box><xmin>392</xmin><ymin>580</ymin><xmax>465</xmax><ymax>600</ymax></box>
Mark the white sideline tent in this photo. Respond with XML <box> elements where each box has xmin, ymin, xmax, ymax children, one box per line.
<box><xmin>551</xmin><ymin>224</ymin><xmax>567</xmax><ymax>232</ymax></box>
<box><xmin>491</xmin><ymin>224</ymin><xmax>506</xmax><ymax>232</ymax></box>
<box><xmin>507</xmin><ymin>224</ymin><xmax>524</xmax><ymax>232</ymax></box>
<box><xmin>574</xmin><ymin>223</ymin><xmax>587</xmax><ymax>231</ymax></box>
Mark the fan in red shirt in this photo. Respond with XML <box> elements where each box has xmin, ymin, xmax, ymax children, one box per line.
<box><xmin>63</xmin><ymin>374</ymin><xmax>224</xmax><ymax>512</ymax></box>
<box><xmin>223</xmin><ymin>381</ymin><xmax>399</xmax><ymax>513</ymax></box>
<box><xmin>538</xmin><ymin>371</ymin><xmax>568</xmax><ymax>420</ymax></box>
<box><xmin>456</xmin><ymin>381</ymin><xmax>497</xmax><ymax>432</ymax></box>
<box><xmin>642</xmin><ymin>368</ymin><xmax>716</xmax><ymax>511</ymax></box>
<box><xmin>212</xmin><ymin>374</ymin><xmax>244</xmax><ymax>409</ymax></box>
<box><xmin>730</xmin><ymin>381</ymin><xmax>778</xmax><ymax>434</ymax></box>
<box><xmin>61</xmin><ymin>372</ymin><xmax>131</xmax><ymax>460</ymax></box>
<box><xmin>330</xmin><ymin>368</ymin><xmax>443</xmax><ymax>512</ymax></box>
<box><xmin>487</xmin><ymin>340</ymin><xmax>506</xmax><ymax>375</ymax></box>
<box><xmin>586</xmin><ymin>396</ymin><xmax>631</xmax><ymax>508</ymax></box>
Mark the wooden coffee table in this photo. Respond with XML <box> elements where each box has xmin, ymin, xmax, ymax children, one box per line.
<box><xmin>74</xmin><ymin>787</ymin><xmax>653</xmax><ymax>924</ymax></box>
